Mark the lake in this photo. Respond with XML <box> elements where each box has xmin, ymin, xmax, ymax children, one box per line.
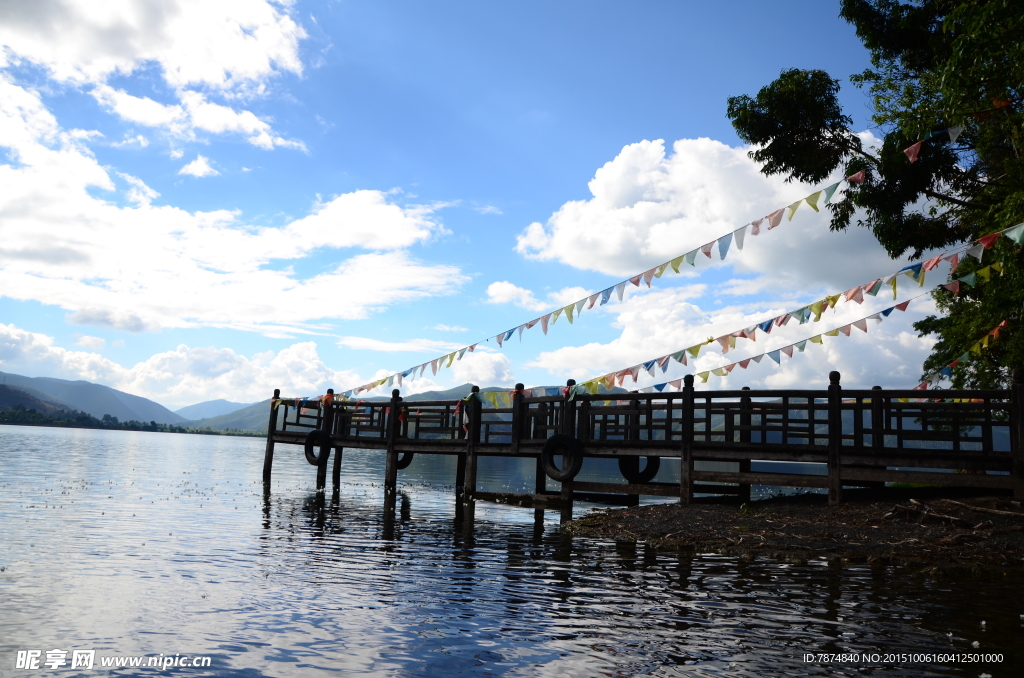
<box><xmin>1</xmin><ymin>425</ymin><xmax>1021</xmax><ymax>676</ymax></box>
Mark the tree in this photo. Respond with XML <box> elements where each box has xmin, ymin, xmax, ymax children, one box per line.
<box><xmin>726</xmin><ymin>0</ymin><xmax>1023</xmax><ymax>388</ymax></box>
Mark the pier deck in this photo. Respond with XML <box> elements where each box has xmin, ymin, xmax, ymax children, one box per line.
<box><xmin>262</xmin><ymin>371</ymin><xmax>1024</xmax><ymax>511</ymax></box>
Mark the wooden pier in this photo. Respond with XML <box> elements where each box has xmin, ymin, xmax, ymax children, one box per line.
<box><xmin>262</xmin><ymin>371</ymin><xmax>1024</xmax><ymax>513</ymax></box>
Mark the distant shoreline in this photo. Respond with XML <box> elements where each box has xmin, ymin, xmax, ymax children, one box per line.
<box><xmin>0</xmin><ymin>408</ymin><xmax>263</xmax><ymax>438</ymax></box>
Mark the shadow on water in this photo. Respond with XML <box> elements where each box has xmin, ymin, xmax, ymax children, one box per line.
<box><xmin>1</xmin><ymin>428</ymin><xmax>1022</xmax><ymax>677</ymax></box>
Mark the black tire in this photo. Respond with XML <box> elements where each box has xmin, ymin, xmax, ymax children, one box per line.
<box><xmin>396</xmin><ymin>452</ymin><xmax>415</xmax><ymax>470</ymax></box>
<box><xmin>304</xmin><ymin>429</ymin><xmax>332</xmax><ymax>466</ymax></box>
<box><xmin>541</xmin><ymin>434</ymin><xmax>584</xmax><ymax>482</ymax></box>
<box><xmin>618</xmin><ymin>456</ymin><xmax>661</xmax><ymax>484</ymax></box>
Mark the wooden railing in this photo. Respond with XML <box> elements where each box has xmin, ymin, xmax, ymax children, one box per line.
<box><xmin>262</xmin><ymin>370</ymin><xmax>1024</xmax><ymax>505</ymax></box>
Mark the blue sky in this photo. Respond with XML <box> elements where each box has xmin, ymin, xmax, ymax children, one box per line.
<box><xmin>0</xmin><ymin>1</ymin><xmax>942</xmax><ymax>408</ymax></box>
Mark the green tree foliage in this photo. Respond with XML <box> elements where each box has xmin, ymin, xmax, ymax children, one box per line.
<box><xmin>726</xmin><ymin>0</ymin><xmax>1023</xmax><ymax>388</ymax></box>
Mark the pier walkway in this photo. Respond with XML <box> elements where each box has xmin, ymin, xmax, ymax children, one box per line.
<box><xmin>262</xmin><ymin>371</ymin><xmax>1024</xmax><ymax>512</ymax></box>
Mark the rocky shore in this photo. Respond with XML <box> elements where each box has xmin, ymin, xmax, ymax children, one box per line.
<box><xmin>563</xmin><ymin>488</ymin><xmax>1024</xmax><ymax>572</ymax></box>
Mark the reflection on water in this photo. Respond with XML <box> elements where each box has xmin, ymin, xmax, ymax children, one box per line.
<box><xmin>1</xmin><ymin>425</ymin><xmax>1021</xmax><ymax>677</ymax></box>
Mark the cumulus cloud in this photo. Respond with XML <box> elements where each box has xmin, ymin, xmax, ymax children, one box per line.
<box><xmin>433</xmin><ymin>324</ymin><xmax>468</xmax><ymax>332</ymax></box>
<box><xmin>0</xmin><ymin>0</ymin><xmax>307</xmax><ymax>149</ymax></box>
<box><xmin>0</xmin><ymin>80</ymin><xmax>466</xmax><ymax>335</ymax></box>
<box><xmin>515</xmin><ymin>137</ymin><xmax>910</xmax><ymax>293</ymax></box>
<box><xmin>0</xmin><ymin>322</ymin><xmax>359</xmax><ymax>409</ymax></box>
<box><xmin>451</xmin><ymin>350</ymin><xmax>515</xmax><ymax>387</ymax></box>
<box><xmin>178</xmin><ymin>154</ymin><xmax>218</xmax><ymax>177</ymax></box>
<box><xmin>486</xmin><ymin>282</ymin><xmax>594</xmax><ymax>313</ymax></box>
<box><xmin>74</xmin><ymin>334</ymin><xmax>105</xmax><ymax>349</ymax></box>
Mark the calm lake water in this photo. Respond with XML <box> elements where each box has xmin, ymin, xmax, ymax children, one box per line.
<box><xmin>2</xmin><ymin>425</ymin><xmax>1022</xmax><ymax>677</ymax></box>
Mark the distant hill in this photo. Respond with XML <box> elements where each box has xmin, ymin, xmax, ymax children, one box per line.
<box><xmin>175</xmin><ymin>399</ymin><xmax>253</xmax><ymax>420</ymax></box>
<box><xmin>0</xmin><ymin>385</ymin><xmax>69</xmax><ymax>416</ymax></box>
<box><xmin>0</xmin><ymin>371</ymin><xmax>185</xmax><ymax>424</ymax></box>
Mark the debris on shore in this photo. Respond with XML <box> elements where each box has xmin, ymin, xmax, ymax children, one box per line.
<box><xmin>563</xmin><ymin>489</ymin><xmax>1024</xmax><ymax>570</ymax></box>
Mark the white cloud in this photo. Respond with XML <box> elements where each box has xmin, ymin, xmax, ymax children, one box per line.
<box><xmin>74</xmin><ymin>334</ymin><xmax>105</xmax><ymax>349</ymax></box>
<box><xmin>1</xmin><ymin>1</ymin><xmax>307</xmax><ymax>150</ymax></box>
<box><xmin>0</xmin><ymin>322</ymin><xmax>360</xmax><ymax>409</ymax></box>
<box><xmin>451</xmin><ymin>351</ymin><xmax>515</xmax><ymax>387</ymax></box>
<box><xmin>433</xmin><ymin>324</ymin><xmax>468</xmax><ymax>332</ymax></box>
<box><xmin>337</xmin><ymin>337</ymin><xmax>465</xmax><ymax>352</ymax></box>
<box><xmin>0</xmin><ymin>80</ymin><xmax>467</xmax><ymax>335</ymax></box>
<box><xmin>515</xmin><ymin>137</ymin><xmax>910</xmax><ymax>293</ymax></box>
<box><xmin>178</xmin><ymin>154</ymin><xmax>219</xmax><ymax>177</ymax></box>
<box><xmin>485</xmin><ymin>282</ymin><xmax>594</xmax><ymax>313</ymax></box>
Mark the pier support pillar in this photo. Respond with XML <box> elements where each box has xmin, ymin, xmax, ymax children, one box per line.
<box><xmin>679</xmin><ymin>375</ymin><xmax>694</xmax><ymax>504</ymax></box>
<box><xmin>827</xmin><ymin>371</ymin><xmax>844</xmax><ymax>505</ymax></box>
<box><xmin>384</xmin><ymin>389</ymin><xmax>402</xmax><ymax>502</ymax></box>
<box><xmin>462</xmin><ymin>385</ymin><xmax>481</xmax><ymax>503</ymax></box>
<box><xmin>315</xmin><ymin>389</ymin><xmax>335</xmax><ymax>493</ymax></box>
<box><xmin>262</xmin><ymin>389</ymin><xmax>280</xmax><ymax>485</ymax></box>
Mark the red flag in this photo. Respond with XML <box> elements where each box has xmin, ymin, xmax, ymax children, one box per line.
<box><xmin>895</xmin><ymin>300</ymin><xmax>910</xmax><ymax>311</ymax></box>
<box><xmin>943</xmin><ymin>281</ymin><xmax>961</xmax><ymax>295</ymax></box>
<box><xmin>750</xmin><ymin>218</ymin><xmax>764</xmax><ymax>235</ymax></box>
<box><xmin>642</xmin><ymin>268</ymin><xmax>655</xmax><ymax>287</ymax></box>
<box><xmin>903</xmin><ymin>141</ymin><xmax>923</xmax><ymax>163</ymax></box>
<box><xmin>767</xmin><ymin>209</ymin><xmax>784</xmax><ymax>229</ymax></box>
<box><xmin>846</xmin><ymin>170</ymin><xmax>866</xmax><ymax>183</ymax></box>
<box><xmin>978</xmin><ymin>233</ymin><xmax>1001</xmax><ymax>249</ymax></box>
<box><xmin>923</xmin><ymin>255</ymin><xmax>943</xmax><ymax>271</ymax></box>
<box><xmin>701</xmin><ymin>242</ymin><xmax>715</xmax><ymax>257</ymax></box>
<box><xmin>739</xmin><ymin>359</ymin><xmax>750</xmax><ymax>369</ymax></box>
<box><xmin>629</xmin><ymin>274</ymin><xmax>641</xmax><ymax>286</ymax></box>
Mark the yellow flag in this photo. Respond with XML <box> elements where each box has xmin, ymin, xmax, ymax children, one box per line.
<box><xmin>698</xmin><ymin>371</ymin><xmax>710</xmax><ymax>383</ymax></box>
<box><xmin>805</xmin><ymin>190</ymin><xmax>823</xmax><ymax>212</ymax></box>
<box><xmin>551</xmin><ymin>308</ymin><xmax>562</xmax><ymax>325</ymax></box>
<box><xmin>655</xmin><ymin>262</ymin><xmax>669</xmax><ymax>278</ymax></box>
<box><xmin>889</xmin><ymin>276</ymin><xmax>898</xmax><ymax>299</ymax></box>
<box><xmin>564</xmin><ymin>304</ymin><xmax>574</xmax><ymax>324</ymax></box>
<box><xmin>810</xmin><ymin>300</ymin><xmax>824</xmax><ymax>321</ymax></box>
<box><xmin>711</xmin><ymin>367</ymin><xmax>728</xmax><ymax>377</ymax></box>
<box><xmin>809</xmin><ymin>334</ymin><xmax>823</xmax><ymax>344</ymax></box>
<box><xmin>686</xmin><ymin>344</ymin><xmax>703</xmax><ymax>358</ymax></box>
<box><xmin>786</xmin><ymin>200</ymin><xmax>801</xmax><ymax>221</ymax></box>
<box><xmin>446</xmin><ymin>352</ymin><xmax>456</xmax><ymax>368</ymax></box>
<box><xmin>826</xmin><ymin>294</ymin><xmax>841</xmax><ymax>308</ymax></box>
<box><xmin>970</xmin><ymin>342</ymin><xmax>981</xmax><ymax>354</ymax></box>
<box><xmin>977</xmin><ymin>266</ymin><xmax>992</xmax><ymax>282</ymax></box>
<box><xmin>992</xmin><ymin>261</ymin><xmax>1004</xmax><ymax>274</ymax></box>
<box><xmin>483</xmin><ymin>392</ymin><xmax>499</xmax><ymax>407</ymax></box>
<box><xmin>670</xmin><ymin>255</ymin><xmax>684</xmax><ymax>273</ymax></box>
<box><xmin>825</xmin><ymin>329</ymin><xmax>839</xmax><ymax>337</ymax></box>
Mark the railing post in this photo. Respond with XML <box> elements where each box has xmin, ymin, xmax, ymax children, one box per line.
<box><xmin>316</xmin><ymin>389</ymin><xmax>335</xmax><ymax>492</ymax></box>
<box><xmin>1012</xmin><ymin>369</ymin><xmax>1024</xmax><ymax>500</ymax></box>
<box><xmin>560</xmin><ymin>379</ymin><xmax>576</xmax><ymax>523</ymax></box>
<box><xmin>511</xmin><ymin>383</ymin><xmax>524</xmax><ymax>456</ymax></box>
<box><xmin>680</xmin><ymin>375</ymin><xmax>694</xmax><ymax>504</ymax></box>
<box><xmin>384</xmin><ymin>389</ymin><xmax>401</xmax><ymax>502</ymax></box>
<box><xmin>262</xmin><ymin>388</ymin><xmax>280</xmax><ymax>485</ymax></box>
<box><xmin>463</xmin><ymin>385</ymin><xmax>481</xmax><ymax>502</ymax></box>
<box><xmin>738</xmin><ymin>386</ymin><xmax>751</xmax><ymax>503</ymax></box>
<box><xmin>870</xmin><ymin>385</ymin><xmax>883</xmax><ymax>450</ymax></box>
<box><xmin>827</xmin><ymin>371</ymin><xmax>843</xmax><ymax>505</ymax></box>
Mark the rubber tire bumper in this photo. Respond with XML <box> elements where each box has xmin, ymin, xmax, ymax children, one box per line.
<box><xmin>304</xmin><ymin>429</ymin><xmax>332</xmax><ymax>466</ymax></box>
<box><xmin>396</xmin><ymin>452</ymin><xmax>415</xmax><ymax>469</ymax></box>
<box><xmin>618</xmin><ymin>456</ymin><xmax>661</xmax><ymax>484</ymax></box>
<box><xmin>541</xmin><ymin>434</ymin><xmax>584</xmax><ymax>482</ymax></box>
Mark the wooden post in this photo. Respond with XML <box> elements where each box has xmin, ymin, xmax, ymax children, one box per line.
<box><xmin>1012</xmin><ymin>369</ymin><xmax>1024</xmax><ymax>500</ymax></box>
<box><xmin>262</xmin><ymin>388</ymin><xmax>280</xmax><ymax>485</ymax></box>
<box><xmin>315</xmin><ymin>389</ymin><xmax>335</xmax><ymax>492</ymax></box>
<box><xmin>463</xmin><ymin>385</ymin><xmax>481</xmax><ymax>502</ymax></box>
<box><xmin>384</xmin><ymin>389</ymin><xmax>402</xmax><ymax>501</ymax></box>
<box><xmin>827</xmin><ymin>371</ymin><xmax>843</xmax><ymax>505</ymax></box>
<box><xmin>680</xmin><ymin>375</ymin><xmax>694</xmax><ymax>504</ymax></box>
<box><xmin>560</xmin><ymin>379</ymin><xmax>576</xmax><ymax>523</ymax></box>
<box><xmin>738</xmin><ymin>386</ymin><xmax>751</xmax><ymax>503</ymax></box>
<box><xmin>511</xmin><ymin>383</ymin><xmax>525</xmax><ymax>457</ymax></box>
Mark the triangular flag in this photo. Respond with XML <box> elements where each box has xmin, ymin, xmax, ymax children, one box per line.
<box><xmin>701</xmin><ymin>241</ymin><xmax>715</xmax><ymax>258</ymax></box>
<box><xmin>826</xmin><ymin>294</ymin><xmax>842</xmax><ymax>308</ymax></box>
<box><xmin>863</xmin><ymin>279</ymin><xmax>883</xmax><ymax>296</ymax></box>
<box><xmin>718</xmin><ymin>232</ymin><xmax>732</xmax><ymax>259</ymax></box>
<box><xmin>903</xmin><ymin>140</ymin><xmax>923</xmax><ymax>163</ymax></box>
<box><xmin>786</xmin><ymin>200</ymin><xmax>802</xmax><ymax>221</ymax></box>
<box><xmin>541</xmin><ymin>313</ymin><xmax>551</xmax><ymax>334</ymax></box>
<box><xmin>669</xmin><ymin>379</ymin><xmax>682</xmax><ymax>390</ymax></box>
<box><xmin>739</xmin><ymin>359</ymin><xmax>750</xmax><ymax>369</ymax></box>
<box><xmin>947</xmin><ymin>126</ymin><xmax>964</xmax><ymax>144</ymax></box>
<box><xmin>991</xmin><ymin>261</ymin><xmax>1004</xmax><ymax>274</ymax></box>
<box><xmin>575</xmin><ymin>298</ymin><xmax>586</xmax><ymax>315</ymax></box>
<box><xmin>697</xmin><ymin>371</ymin><xmax>710</xmax><ymax>383</ymax></box>
<box><xmin>853</xmin><ymin>318</ymin><xmax>868</xmax><ymax>332</ymax></box>
<box><xmin>600</xmin><ymin>288</ymin><xmax>613</xmax><ymax>306</ymax></box>
<box><xmin>734</xmin><ymin>225</ymin><xmax>747</xmax><ymax>250</ymax></box>
<box><xmin>943</xmin><ymin>281</ymin><xmax>961</xmax><ymax>295</ymax></box>
<box><xmin>684</xmin><ymin>249</ymin><xmax>698</xmax><ymax>266</ymax></box>
<box><xmin>525</xmin><ymin>318</ymin><xmax>539</xmax><ymax>330</ymax></box>
<box><xmin>767</xmin><ymin>208</ymin><xmax>784</xmax><ymax>229</ymax></box>
<box><xmin>867</xmin><ymin>313</ymin><xmax>882</xmax><ymax>322</ymax></box>
<box><xmin>846</xmin><ymin>170</ymin><xmax>866</xmax><ymax>183</ymax></box>
<box><xmin>686</xmin><ymin>344</ymin><xmax>703</xmax><ymax>358</ymax></box>
<box><xmin>642</xmin><ymin>268</ymin><xmax>656</xmax><ymax>287</ymax></box>
<box><xmin>654</xmin><ymin>383</ymin><xmax>666</xmax><ymax>392</ymax></box>
<box><xmin>965</xmin><ymin>244</ymin><xmax>984</xmax><ymax>261</ymax></box>
<box><xmin>752</xmin><ymin>354</ymin><xmax>764</xmax><ymax>363</ymax></box>
<box><xmin>944</xmin><ymin>252</ymin><xmax>960</xmax><ymax>271</ymax></box>
<box><xmin>810</xmin><ymin>300</ymin><xmax>825</xmax><ymax>320</ymax></box>
<box><xmin>671</xmin><ymin>350</ymin><xmax>687</xmax><ymax>365</ymax></box>
<box><xmin>805</xmin><ymin>190</ymin><xmax>822</xmax><ymax>212</ymax></box>
<box><xmin>977</xmin><ymin>266</ymin><xmax>992</xmax><ymax>283</ymax></box>
<box><xmin>629</xmin><ymin>274</ymin><xmax>641</xmax><ymax>287</ymax></box>
<box><xmin>657</xmin><ymin>355</ymin><xmax>671</xmax><ymax>371</ymax></box>
<box><xmin>458</xmin><ymin>348</ymin><xmax>468</xmax><ymax>360</ymax></box>
<box><xmin>959</xmin><ymin>272</ymin><xmax>977</xmax><ymax>287</ymax></box>
<box><xmin>844</xmin><ymin>285</ymin><xmax>865</xmax><ymax>304</ymax></box>
<box><xmin>588</xmin><ymin>293</ymin><xmax>600</xmax><ymax>309</ymax></box>
<box><xmin>795</xmin><ymin>340</ymin><xmax>807</xmax><ymax>352</ymax></box>
<box><xmin>1003</xmin><ymin>223</ymin><xmax>1024</xmax><ymax>244</ymax></box>
<box><xmin>823</xmin><ymin>182</ymin><xmax>841</xmax><ymax>204</ymax></box>
<box><xmin>758</xmin><ymin>319</ymin><xmax>774</xmax><ymax>334</ymax></box>
<box><xmin>518</xmin><ymin>325</ymin><xmax>525</xmax><ymax>341</ymax></box>
<box><xmin>564</xmin><ymin>304</ymin><xmax>575</xmax><ymax>324</ymax></box>
<box><xmin>809</xmin><ymin>335</ymin><xmax>823</xmax><ymax>344</ymax></box>
<box><xmin>838</xmin><ymin>324</ymin><xmax>852</xmax><ymax>336</ymax></box>
<box><xmin>551</xmin><ymin>308</ymin><xmax>562</xmax><ymax>325</ymax></box>
<box><xmin>895</xmin><ymin>300</ymin><xmax>910</xmax><ymax>311</ymax></box>
<box><xmin>642</xmin><ymin>360</ymin><xmax>657</xmax><ymax>376</ymax></box>
<box><xmin>767</xmin><ymin>350</ymin><xmax>781</xmax><ymax>364</ymax></box>
<box><xmin>670</xmin><ymin>255</ymin><xmax>684</xmax><ymax>273</ymax></box>
<box><xmin>923</xmin><ymin>255</ymin><xmax>943</xmax><ymax>271</ymax></box>
<box><xmin>978</xmin><ymin>233</ymin><xmax>1001</xmax><ymax>249</ymax></box>
<box><xmin>654</xmin><ymin>263</ymin><xmax>669</xmax><ymax>278</ymax></box>
<box><xmin>446</xmin><ymin>352</ymin><xmax>456</xmax><ymax>367</ymax></box>
<box><xmin>711</xmin><ymin>367</ymin><xmax>728</xmax><ymax>377</ymax></box>
<box><xmin>750</xmin><ymin>218</ymin><xmax>764</xmax><ymax>235</ymax></box>
<box><xmin>431</xmin><ymin>359</ymin><xmax>439</xmax><ymax>375</ymax></box>
<box><xmin>495</xmin><ymin>333</ymin><xmax>504</xmax><ymax>347</ymax></box>
<box><xmin>505</xmin><ymin>328</ymin><xmax>516</xmax><ymax>341</ymax></box>
<box><xmin>781</xmin><ymin>345</ymin><xmax>794</xmax><ymax>358</ymax></box>
<box><xmin>615</xmin><ymin>282</ymin><xmax>626</xmax><ymax>301</ymax></box>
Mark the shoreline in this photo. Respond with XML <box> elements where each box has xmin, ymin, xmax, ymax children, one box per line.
<box><xmin>563</xmin><ymin>488</ymin><xmax>1024</xmax><ymax>573</ymax></box>
<box><xmin>0</xmin><ymin>421</ymin><xmax>263</xmax><ymax>438</ymax></box>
